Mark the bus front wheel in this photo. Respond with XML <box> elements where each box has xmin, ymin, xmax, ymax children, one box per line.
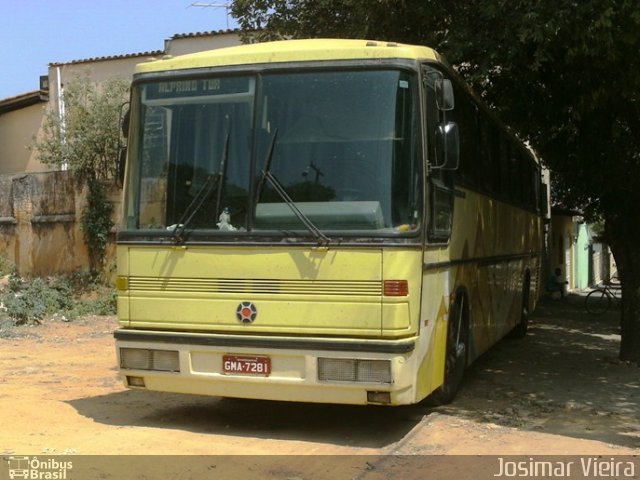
<box><xmin>428</xmin><ymin>294</ymin><xmax>468</xmax><ymax>406</ymax></box>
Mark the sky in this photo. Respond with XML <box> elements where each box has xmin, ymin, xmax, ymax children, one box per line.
<box><xmin>0</xmin><ymin>0</ymin><xmax>237</xmax><ymax>99</ymax></box>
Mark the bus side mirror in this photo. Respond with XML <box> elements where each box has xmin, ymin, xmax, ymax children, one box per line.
<box><xmin>435</xmin><ymin>79</ymin><xmax>454</xmax><ymax>111</ymax></box>
<box><xmin>121</xmin><ymin>104</ymin><xmax>130</xmax><ymax>137</ymax></box>
<box><xmin>118</xmin><ymin>103</ymin><xmax>130</xmax><ymax>187</ymax></box>
<box><xmin>433</xmin><ymin>122</ymin><xmax>460</xmax><ymax>171</ymax></box>
<box><xmin>118</xmin><ymin>147</ymin><xmax>127</xmax><ymax>187</ymax></box>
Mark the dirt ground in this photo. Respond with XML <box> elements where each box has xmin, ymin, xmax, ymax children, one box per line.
<box><xmin>0</xmin><ymin>293</ymin><xmax>638</xmax><ymax>463</ymax></box>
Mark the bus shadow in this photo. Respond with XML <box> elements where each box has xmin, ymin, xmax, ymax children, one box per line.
<box><xmin>438</xmin><ymin>294</ymin><xmax>640</xmax><ymax>449</ymax></box>
<box><xmin>67</xmin><ymin>294</ymin><xmax>638</xmax><ymax>451</ymax></box>
<box><xmin>67</xmin><ymin>390</ymin><xmax>425</xmax><ymax>449</ymax></box>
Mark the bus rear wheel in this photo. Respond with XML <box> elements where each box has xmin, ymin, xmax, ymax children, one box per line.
<box><xmin>509</xmin><ymin>274</ymin><xmax>530</xmax><ymax>338</ymax></box>
<box><xmin>428</xmin><ymin>294</ymin><xmax>468</xmax><ymax>405</ymax></box>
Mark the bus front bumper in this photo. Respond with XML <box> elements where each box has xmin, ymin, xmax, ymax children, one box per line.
<box><xmin>114</xmin><ymin>328</ymin><xmax>418</xmax><ymax>406</ymax></box>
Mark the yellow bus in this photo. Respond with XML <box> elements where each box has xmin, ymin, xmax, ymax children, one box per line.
<box><xmin>115</xmin><ymin>39</ymin><xmax>545</xmax><ymax>406</ymax></box>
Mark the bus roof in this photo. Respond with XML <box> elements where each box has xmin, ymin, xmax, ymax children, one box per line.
<box><xmin>134</xmin><ymin>38</ymin><xmax>441</xmax><ymax>74</ymax></box>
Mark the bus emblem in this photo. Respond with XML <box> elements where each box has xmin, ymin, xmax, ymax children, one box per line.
<box><xmin>236</xmin><ymin>302</ymin><xmax>258</xmax><ymax>323</ymax></box>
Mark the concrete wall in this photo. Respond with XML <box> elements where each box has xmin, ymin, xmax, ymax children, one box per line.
<box><xmin>0</xmin><ymin>170</ymin><xmax>120</xmax><ymax>277</ymax></box>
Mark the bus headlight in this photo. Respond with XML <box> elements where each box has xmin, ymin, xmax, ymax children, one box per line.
<box><xmin>318</xmin><ymin>358</ymin><xmax>391</xmax><ymax>384</ymax></box>
<box><xmin>120</xmin><ymin>348</ymin><xmax>180</xmax><ymax>372</ymax></box>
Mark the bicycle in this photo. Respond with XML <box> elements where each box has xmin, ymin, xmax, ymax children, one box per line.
<box><xmin>584</xmin><ymin>277</ymin><xmax>621</xmax><ymax>315</ymax></box>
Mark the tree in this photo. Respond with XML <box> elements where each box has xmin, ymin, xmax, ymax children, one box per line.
<box><xmin>33</xmin><ymin>75</ymin><xmax>129</xmax><ymax>274</ymax></box>
<box><xmin>231</xmin><ymin>0</ymin><xmax>640</xmax><ymax>362</ymax></box>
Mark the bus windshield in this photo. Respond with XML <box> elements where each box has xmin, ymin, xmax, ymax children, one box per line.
<box><xmin>123</xmin><ymin>69</ymin><xmax>422</xmax><ymax>237</ymax></box>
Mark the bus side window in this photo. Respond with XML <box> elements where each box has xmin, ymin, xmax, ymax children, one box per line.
<box><xmin>510</xmin><ymin>149</ymin><xmax>523</xmax><ymax>206</ymax></box>
<box><xmin>488</xmin><ymin>122</ymin><xmax>501</xmax><ymax>195</ymax></box>
<box><xmin>454</xmin><ymin>84</ymin><xmax>480</xmax><ymax>188</ymax></box>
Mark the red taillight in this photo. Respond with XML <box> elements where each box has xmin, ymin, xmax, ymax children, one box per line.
<box><xmin>383</xmin><ymin>280</ymin><xmax>409</xmax><ymax>297</ymax></box>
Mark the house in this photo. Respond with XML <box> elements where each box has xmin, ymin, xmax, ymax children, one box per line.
<box><xmin>549</xmin><ymin>207</ymin><xmax>615</xmax><ymax>293</ymax></box>
<box><xmin>0</xmin><ymin>90</ymin><xmax>49</xmax><ymax>175</ymax></box>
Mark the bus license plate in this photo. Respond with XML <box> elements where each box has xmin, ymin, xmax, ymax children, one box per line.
<box><xmin>223</xmin><ymin>355</ymin><xmax>271</xmax><ymax>376</ymax></box>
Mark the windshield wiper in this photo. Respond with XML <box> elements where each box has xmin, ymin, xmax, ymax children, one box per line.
<box><xmin>255</xmin><ymin>129</ymin><xmax>278</xmax><ymax>203</ymax></box>
<box><xmin>256</xmin><ymin>131</ymin><xmax>330</xmax><ymax>246</ymax></box>
<box><xmin>170</xmin><ymin>131</ymin><xmax>230</xmax><ymax>243</ymax></box>
<box><xmin>214</xmin><ymin>128</ymin><xmax>230</xmax><ymax>221</ymax></box>
<box><xmin>169</xmin><ymin>173</ymin><xmax>217</xmax><ymax>243</ymax></box>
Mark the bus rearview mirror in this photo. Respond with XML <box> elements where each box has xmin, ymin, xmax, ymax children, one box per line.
<box><xmin>435</xmin><ymin>79</ymin><xmax>454</xmax><ymax>111</ymax></box>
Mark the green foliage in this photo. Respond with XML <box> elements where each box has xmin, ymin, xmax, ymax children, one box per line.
<box><xmin>231</xmin><ymin>0</ymin><xmax>640</xmax><ymax>222</ymax></box>
<box><xmin>33</xmin><ymin>75</ymin><xmax>129</xmax><ymax>184</ymax></box>
<box><xmin>0</xmin><ymin>256</ymin><xmax>14</xmax><ymax>277</ymax></box>
<box><xmin>81</xmin><ymin>181</ymin><xmax>115</xmax><ymax>274</ymax></box>
<box><xmin>1</xmin><ymin>273</ymin><xmax>116</xmax><ymax>326</ymax></box>
<box><xmin>3</xmin><ymin>276</ymin><xmax>71</xmax><ymax>325</ymax></box>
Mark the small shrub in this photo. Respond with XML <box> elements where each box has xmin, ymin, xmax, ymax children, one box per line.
<box><xmin>91</xmin><ymin>289</ymin><xmax>117</xmax><ymax>315</ymax></box>
<box><xmin>7</xmin><ymin>272</ymin><xmax>22</xmax><ymax>292</ymax></box>
<box><xmin>0</xmin><ymin>256</ymin><xmax>13</xmax><ymax>276</ymax></box>
<box><xmin>1</xmin><ymin>272</ymin><xmax>116</xmax><ymax>325</ymax></box>
<box><xmin>3</xmin><ymin>277</ymin><xmax>53</xmax><ymax>325</ymax></box>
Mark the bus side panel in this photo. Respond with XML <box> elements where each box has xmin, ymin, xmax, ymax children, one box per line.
<box><xmin>415</xmin><ymin>265</ymin><xmax>449</xmax><ymax>401</ymax></box>
<box><xmin>414</xmin><ymin>188</ymin><xmax>544</xmax><ymax>402</ymax></box>
<box><xmin>449</xmin><ymin>190</ymin><xmax>543</xmax><ymax>360</ymax></box>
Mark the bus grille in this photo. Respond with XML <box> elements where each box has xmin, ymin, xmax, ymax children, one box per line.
<box><xmin>126</xmin><ymin>277</ymin><xmax>382</xmax><ymax>296</ymax></box>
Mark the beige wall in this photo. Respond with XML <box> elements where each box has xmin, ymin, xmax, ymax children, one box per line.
<box><xmin>166</xmin><ymin>32</ymin><xmax>243</xmax><ymax>56</ymax></box>
<box><xmin>46</xmin><ymin>56</ymin><xmax>150</xmax><ymax>115</ymax></box>
<box><xmin>0</xmin><ymin>102</ymin><xmax>49</xmax><ymax>175</ymax></box>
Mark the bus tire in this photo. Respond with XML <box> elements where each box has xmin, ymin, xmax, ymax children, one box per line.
<box><xmin>509</xmin><ymin>274</ymin><xmax>530</xmax><ymax>338</ymax></box>
<box><xmin>428</xmin><ymin>293</ymin><xmax>468</xmax><ymax>406</ymax></box>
